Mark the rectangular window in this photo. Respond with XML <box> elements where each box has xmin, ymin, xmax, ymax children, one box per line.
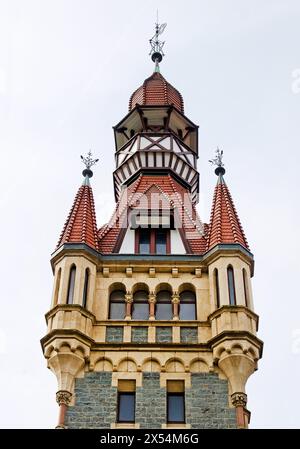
<box><xmin>117</xmin><ymin>380</ymin><xmax>136</xmax><ymax>423</ymax></box>
<box><xmin>167</xmin><ymin>381</ymin><xmax>185</xmax><ymax>423</ymax></box>
<box><xmin>139</xmin><ymin>228</ymin><xmax>151</xmax><ymax>254</ymax></box>
<box><xmin>136</xmin><ymin>228</ymin><xmax>170</xmax><ymax>254</ymax></box>
<box><xmin>156</xmin><ymin>228</ymin><xmax>167</xmax><ymax>255</ymax></box>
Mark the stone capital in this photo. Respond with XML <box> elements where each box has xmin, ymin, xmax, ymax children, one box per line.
<box><xmin>231</xmin><ymin>392</ymin><xmax>247</xmax><ymax>408</ymax></box>
<box><xmin>171</xmin><ymin>293</ymin><xmax>180</xmax><ymax>304</ymax></box>
<box><xmin>56</xmin><ymin>390</ymin><xmax>72</xmax><ymax>406</ymax></box>
<box><xmin>124</xmin><ymin>292</ymin><xmax>133</xmax><ymax>304</ymax></box>
<box><xmin>148</xmin><ymin>292</ymin><xmax>157</xmax><ymax>304</ymax></box>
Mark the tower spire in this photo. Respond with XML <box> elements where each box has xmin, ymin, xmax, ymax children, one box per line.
<box><xmin>207</xmin><ymin>149</ymin><xmax>249</xmax><ymax>251</ymax></box>
<box><xmin>149</xmin><ymin>18</ymin><xmax>167</xmax><ymax>71</ymax></box>
<box><xmin>56</xmin><ymin>152</ymin><xmax>99</xmax><ymax>250</ymax></box>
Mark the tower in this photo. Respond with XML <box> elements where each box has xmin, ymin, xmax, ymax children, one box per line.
<box><xmin>41</xmin><ymin>24</ymin><xmax>263</xmax><ymax>429</ymax></box>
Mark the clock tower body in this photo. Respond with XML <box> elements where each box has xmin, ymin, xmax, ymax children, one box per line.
<box><xmin>41</xmin><ymin>41</ymin><xmax>263</xmax><ymax>429</ymax></box>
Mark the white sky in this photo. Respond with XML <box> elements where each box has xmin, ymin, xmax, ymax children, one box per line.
<box><xmin>0</xmin><ymin>0</ymin><xmax>299</xmax><ymax>429</ymax></box>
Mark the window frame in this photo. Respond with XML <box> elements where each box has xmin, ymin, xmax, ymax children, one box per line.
<box><xmin>67</xmin><ymin>265</ymin><xmax>76</xmax><ymax>305</ymax></box>
<box><xmin>132</xmin><ymin>290</ymin><xmax>149</xmax><ymax>320</ymax></box>
<box><xmin>82</xmin><ymin>268</ymin><xmax>89</xmax><ymax>308</ymax></box>
<box><xmin>243</xmin><ymin>268</ymin><xmax>249</xmax><ymax>308</ymax></box>
<box><xmin>155</xmin><ymin>290</ymin><xmax>173</xmax><ymax>320</ymax></box>
<box><xmin>227</xmin><ymin>266</ymin><xmax>236</xmax><ymax>306</ymax></box>
<box><xmin>179</xmin><ymin>290</ymin><xmax>197</xmax><ymax>320</ymax></box>
<box><xmin>135</xmin><ymin>227</ymin><xmax>170</xmax><ymax>255</ymax></box>
<box><xmin>167</xmin><ymin>392</ymin><xmax>185</xmax><ymax>424</ymax></box>
<box><xmin>109</xmin><ymin>290</ymin><xmax>126</xmax><ymax>320</ymax></box>
<box><xmin>117</xmin><ymin>391</ymin><xmax>136</xmax><ymax>423</ymax></box>
<box><xmin>214</xmin><ymin>268</ymin><xmax>220</xmax><ymax>308</ymax></box>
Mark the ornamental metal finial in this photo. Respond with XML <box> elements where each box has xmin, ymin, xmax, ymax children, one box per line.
<box><xmin>80</xmin><ymin>150</ymin><xmax>99</xmax><ymax>180</ymax></box>
<box><xmin>149</xmin><ymin>12</ymin><xmax>167</xmax><ymax>66</ymax></box>
<box><xmin>209</xmin><ymin>148</ymin><xmax>226</xmax><ymax>176</ymax></box>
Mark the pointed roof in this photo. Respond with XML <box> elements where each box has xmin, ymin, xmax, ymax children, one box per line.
<box><xmin>206</xmin><ymin>171</ymin><xmax>249</xmax><ymax>251</ymax></box>
<box><xmin>129</xmin><ymin>71</ymin><xmax>184</xmax><ymax>113</ymax></box>
<box><xmin>98</xmin><ymin>174</ymin><xmax>207</xmax><ymax>254</ymax></box>
<box><xmin>56</xmin><ymin>175</ymin><xmax>99</xmax><ymax>251</ymax></box>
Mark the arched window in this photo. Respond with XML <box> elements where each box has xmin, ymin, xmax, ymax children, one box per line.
<box><xmin>227</xmin><ymin>266</ymin><xmax>236</xmax><ymax>306</ymax></box>
<box><xmin>82</xmin><ymin>268</ymin><xmax>89</xmax><ymax>308</ymax></box>
<box><xmin>67</xmin><ymin>265</ymin><xmax>76</xmax><ymax>304</ymax></box>
<box><xmin>243</xmin><ymin>269</ymin><xmax>249</xmax><ymax>308</ymax></box>
<box><xmin>156</xmin><ymin>290</ymin><xmax>172</xmax><ymax>320</ymax></box>
<box><xmin>213</xmin><ymin>269</ymin><xmax>220</xmax><ymax>308</ymax></box>
<box><xmin>179</xmin><ymin>291</ymin><xmax>196</xmax><ymax>320</ymax></box>
<box><xmin>132</xmin><ymin>290</ymin><xmax>149</xmax><ymax>320</ymax></box>
<box><xmin>54</xmin><ymin>267</ymin><xmax>61</xmax><ymax>305</ymax></box>
<box><xmin>109</xmin><ymin>290</ymin><xmax>126</xmax><ymax>319</ymax></box>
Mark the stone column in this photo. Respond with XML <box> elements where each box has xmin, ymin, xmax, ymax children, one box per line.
<box><xmin>148</xmin><ymin>291</ymin><xmax>156</xmax><ymax>320</ymax></box>
<box><xmin>124</xmin><ymin>291</ymin><xmax>133</xmax><ymax>320</ymax></box>
<box><xmin>172</xmin><ymin>292</ymin><xmax>180</xmax><ymax>320</ymax></box>
<box><xmin>56</xmin><ymin>390</ymin><xmax>72</xmax><ymax>429</ymax></box>
<box><xmin>231</xmin><ymin>392</ymin><xmax>248</xmax><ymax>429</ymax></box>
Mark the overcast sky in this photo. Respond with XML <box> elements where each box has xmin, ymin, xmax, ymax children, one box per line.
<box><xmin>0</xmin><ymin>0</ymin><xmax>300</xmax><ymax>429</ymax></box>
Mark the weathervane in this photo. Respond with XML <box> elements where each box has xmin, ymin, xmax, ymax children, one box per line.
<box><xmin>149</xmin><ymin>12</ymin><xmax>167</xmax><ymax>65</ymax></box>
<box><xmin>81</xmin><ymin>150</ymin><xmax>99</xmax><ymax>179</ymax></box>
<box><xmin>209</xmin><ymin>148</ymin><xmax>226</xmax><ymax>176</ymax></box>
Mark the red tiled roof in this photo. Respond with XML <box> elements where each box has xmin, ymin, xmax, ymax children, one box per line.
<box><xmin>129</xmin><ymin>72</ymin><xmax>184</xmax><ymax>113</ymax></box>
<box><xmin>98</xmin><ymin>174</ymin><xmax>207</xmax><ymax>254</ymax></box>
<box><xmin>57</xmin><ymin>179</ymin><xmax>99</xmax><ymax>251</ymax></box>
<box><xmin>206</xmin><ymin>174</ymin><xmax>249</xmax><ymax>251</ymax></box>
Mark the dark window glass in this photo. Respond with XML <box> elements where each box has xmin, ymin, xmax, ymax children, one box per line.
<box><xmin>156</xmin><ymin>229</ymin><xmax>167</xmax><ymax>255</ymax></box>
<box><xmin>179</xmin><ymin>291</ymin><xmax>196</xmax><ymax>320</ymax></box>
<box><xmin>167</xmin><ymin>393</ymin><xmax>185</xmax><ymax>423</ymax></box>
<box><xmin>82</xmin><ymin>268</ymin><xmax>89</xmax><ymax>308</ymax></box>
<box><xmin>214</xmin><ymin>269</ymin><xmax>220</xmax><ymax>308</ymax></box>
<box><xmin>139</xmin><ymin>228</ymin><xmax>151</xmax><ymax>254</ymax></box>
<box><xmin>109</xmin><ymin>290</ymin><xmax>125</xmax><ymax>319</ymax></box>
<box><xmin>67</xmin><ymin>266</ymin><xmax>76</xmax><ymax>304</ymax></box>
<box><xmin>132</xmin><ymin>290</ymin><xmax>149</xmax><ymax>320</ymax></box>
<box><xmin>227</xmin><ymin>266</ymin><xmax>236</xmax><ymax>306</ymax></box>
<box><xmin>117</xmin><ymin>393</ymin><xmax>135</xmax><ymax>423</ymax></box>
<box><xmin>243</xmin><ymin>269</ymin><xmax>249</xmax><ymax>308</ymax></box>
<box><xmin>156</xmin><ymin>290</ymin><xmax>172</xmax><ymax>320</ymax></box>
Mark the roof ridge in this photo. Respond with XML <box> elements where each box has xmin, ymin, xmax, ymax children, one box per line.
<box><xmin>168</xmin><ymin>176</ymin><xmax>206</xmax><ymax>236</ymax></box>
<box><xmin>206</xmin><ymin>176</ymin><xmax>249</xmax><ymax>251</ymax></box>
<box><xmin>98</xmin><ymin>175</ymin><xmax>143</xmax><ymax>240</ymax></box>
<box><xmin>57</xmin><ymin>183</ymin><xmax>99</xmax><ymax>251</ymax></box>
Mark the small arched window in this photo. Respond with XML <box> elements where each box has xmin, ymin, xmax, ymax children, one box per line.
<box><xmin>67</xmin><ymin>265</ymin><xmax>76</xmax><ymax>304</ymax></box>
<box><xmin>179</xmin><ymin>291</ymin><xmax>196</xmax><ymax>320</ymax></box>
<box><xmin>213</xmin><ymin>268</ymin><xmax>220</xmax><ymax>308</ymax></box>
<box><xmin>243</xmin><ymin>269</ymin><xmax>249</xmax><ymax>308</ymax></box>
<box><xmin>54</xmin><ymin>267</ymin><xmax>61</xmax><ymax>305</ymax></box>
<box><xmin>109</xmin><ymin>290</ymin><xmax>126</xmax><ymax>319</ymax></box>
<box><xmin>82</xmin><ymin>268</ymin><xmax>89</xmax><ymax>308</ymax></box>
<box><xmin>132</xmin><ymin>290</ymin><xmax>149</xmax><ymax>320</ymax></box>
<box><xmin>227</xmin><ymin>266</ymin><xmax>236</xmax><ymax>306</ymax></box>
<box><xmin>156</xmin><ymin>290</ymin><xmax>172</xmax><ymax>320</ymax></box>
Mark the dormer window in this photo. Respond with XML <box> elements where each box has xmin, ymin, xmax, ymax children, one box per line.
<box><xmin>132</xmin><ymin>210</ymin><xmax>172</xmax><ymax>255</ymax></box>
<box><xmin>135</xmin><ymin>228</ymin><xmax>170</xmax><ymax>255</ymax></box>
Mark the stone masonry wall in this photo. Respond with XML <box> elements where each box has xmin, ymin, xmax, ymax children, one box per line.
<box><xmin>65</xmin><ymin>371</ymin><xmax>236</xmax><ymax>429</ymax></box>
<box><xmin>135</xmin><ymin>373</ymin><xmax>166</xmax><ymax>428</ymax></box>
<box><xmin>65</xmin><ymin>372</ymin><xmax>117</xmax><ymax>429</ymax></box>
<box><xmin>186</xmin><ymin>373</ymin><xmax>237</xmax><ymax>428</ymax></box>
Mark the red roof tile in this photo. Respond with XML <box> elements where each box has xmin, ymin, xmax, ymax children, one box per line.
<box><xmin>206</xmin><ymin>174</ymin><xmax>249</xmax><ymax>251</ymax></box>
<box><xmin>129</xmin><ymin>72</ymin><xmax>184</xmax><ymax>113</ymax></box>
<box><xmin>57</xmin><ymin>179</ymin><xmax>99</xmax><ymax>251</ymax></box>
<box><xmin>98</xmin><ymin>174</ymin><xmax>207</xmax><ymax>254</ymax></box>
